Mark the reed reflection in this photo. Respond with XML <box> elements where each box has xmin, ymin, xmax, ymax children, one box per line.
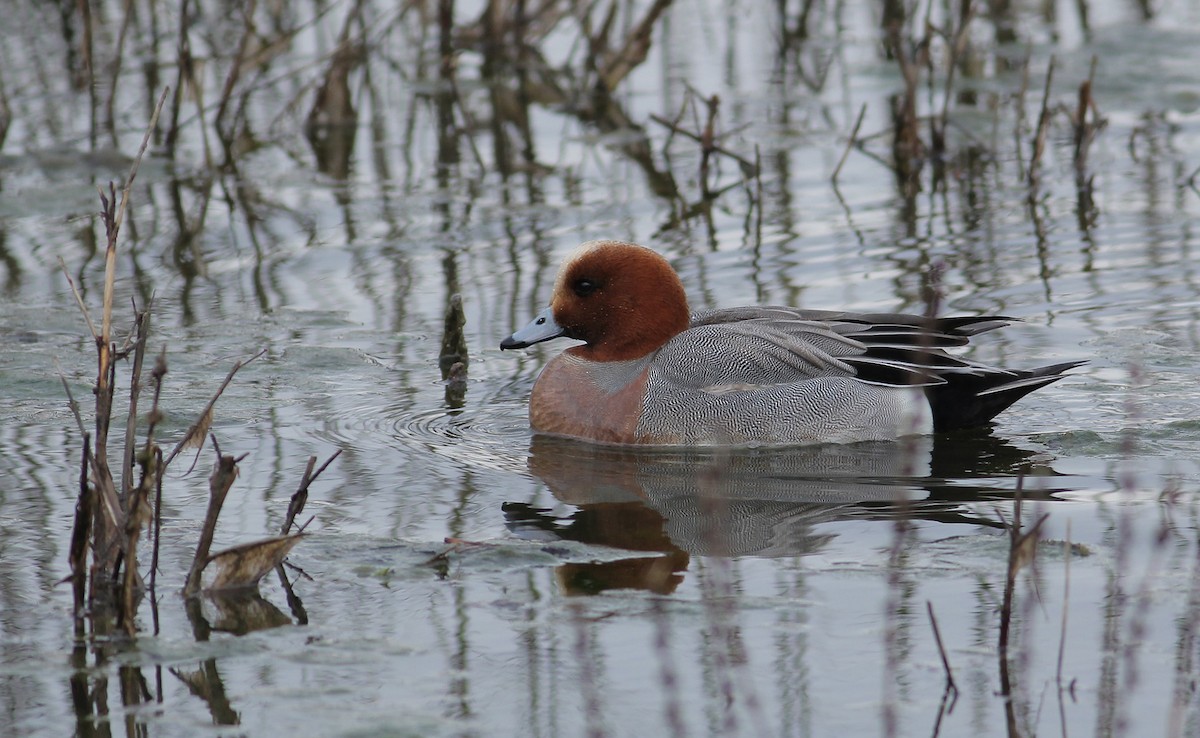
<box><xmin>513</xmin><ymin>432</ymin><xmax>1063</xmax><ymax>593</ymax></box>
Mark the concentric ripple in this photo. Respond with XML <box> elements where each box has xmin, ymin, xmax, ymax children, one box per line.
<box><xmin>315</xmin><ymin>387</ymin><xmax>534</xmax><ymax>476</ymax></box>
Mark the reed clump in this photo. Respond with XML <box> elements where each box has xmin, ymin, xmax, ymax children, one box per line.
<box><xmin>61</xmin><ymin>89</ymin><xmax>339</xmax><ymax>645</ymax></box>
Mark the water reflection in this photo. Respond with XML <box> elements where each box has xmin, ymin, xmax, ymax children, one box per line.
<box><xmin>513</xmin><ymin>433</ymin><xmax>1063</xmax><ymax>592</ymax></box>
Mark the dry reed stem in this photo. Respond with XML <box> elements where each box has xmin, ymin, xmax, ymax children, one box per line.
<box><xmin>1072</xmin><ymin>56</ymin><xmax>1105</xmax><ymax>172</ymax></box>
<box><xmin>76</xmin><ymin>0</ymin><xmax>96</xmax><ymax>144</ymax></box>
<box><xmin>214</xmin><ymin>0</ymin><xmax>260</xmax><ymax>142</ymax></box>
<box><xmin>280</xmin><ymin>449</ymin><xmax>342</xmax><ymax>535</ymax></box>
<box><xmin>184</xmin><ymin>436</ymin><xmax>248</xmax><ymax>597</ymax></box>
<box><xmin>1027</xmin><ymin>56</ymin><xmax>1056</xmax><ymax>187</ymax></box>
<box><xmin>932</xmin><ymin>1</ymin><xmax>975</xmax><ymax>158</ymax></box>
<box><xmin>58</xmin><ymin>259</ymin><xmax>99</xmax><ymax>342</ymax></box>
<box><xmin>596</xmin><ymin>0</ymin><xmax>673</xmax><ymax>91</ymax></box>
<box><xmin>145</xmin><ymin>350</ymin><xmax>168</xmax><ymax>590</ymax></box>
<box><xmin>166</xmin><ymin>0</ymin><xmax>193</xmax><ymax>159</ymax></box>
<box><xmin>1012</xmin><ymin>56</ymin><xmax>1032</xmax><ymax>182</ymax></box>
<box><xmin>57</xmin><ymin>365</ymin><xmax>89</xmax><ymax>442</ymax></box>
<box><xmin>650</xmin><ymin>109</ymin><xmax>757</xmax><ymax>174</ymax></box>
<box><xmin>119</xmin><ymin>300</ymin><xmax>153</xmax><ymax>500</ymax></box>
<box><xmin>163</xmin><ymin>348</ymin><xmax>267</xmax><ymax>469</ymax></box>
<box><xmin>69</xmin><ymin>434</ymin><xmax>94</xmax><ymax>616</ymax></box>
<box><xmin>105</xmin><ymin>0</ymin><xmax>137</xmax><ymax>144</ymax></box>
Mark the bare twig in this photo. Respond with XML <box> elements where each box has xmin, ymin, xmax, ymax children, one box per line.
<box><xmin>597</xmin><ymin>0</ymin><xmax>673</xmax><ymax>91</ymax></box>
<box><xmin>1027</xmin><ymin>56</ymin><xmax>1056</xmax><ymax>187</ymax></box>
<box><xmin>183</xmin><ymin>436</ymin><xmax>246</xmax><ymax>597</ymax></box>
<box><xmin>649</xmin><ymin>113</ymin><xmax>756</xmax><ymax>173</ymax></box>
<box><xmin>163</xmin><ymin>348</ymin><xmax>268</xmax><ymax>469</ymax></box>
<box><xmin>104</xmin><ymin>0</ymin><xmax>137</xmax><ymax>143</ymax></box>
<box><xmin>56</xmin><ymin>365</ymin><xmax>88</xmax><ymax>441</ymax></box>
<box><xmin>281</xmin><ymin>449</ymin><xmax>342</xmax><ymax>535</ymax></box>
<box><xmin>832</xmin><ymin>103</ymin><xmax>867</xmax><ymax>184</ymax></box>
<box><xmin>68</xmin><ymin>433</ymin><xmax>93</xmax><ymax>616</ymax></box>
<box><xmin>57</xmin><ymin>258</ymin><xmax>99</xmax><ymax>341</ymax></box>
<box><xmin>1071</xmin><ymin>56</ymin><xmax>1105</xmax><ymax>172</ymax></box>
<box><xmin>146</xmin><ymin>350</ymin><xmax>168</xmax><ymax>591</ymax></box>
<box><xmin>119</xmin><ymin>298</ymin><xmax>154</xmax><ymax>499</ymax></box>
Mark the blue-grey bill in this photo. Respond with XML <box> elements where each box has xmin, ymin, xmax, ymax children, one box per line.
<box><xmin>500</xmin><ymin>307</ymin><xmax>565</xmax><ymax>349</ymax></box>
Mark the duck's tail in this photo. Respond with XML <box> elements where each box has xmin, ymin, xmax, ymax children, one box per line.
<box><xmin>925</xmin><ymin>360</ymin><xmax>1086</xmax><ymax>431</ymax></box>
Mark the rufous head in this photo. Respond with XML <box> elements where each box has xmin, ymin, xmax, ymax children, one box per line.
<box><xmin>501</xmin><ymin>240</ymin><xmax>691</xmax><ymax>361</ymax></box>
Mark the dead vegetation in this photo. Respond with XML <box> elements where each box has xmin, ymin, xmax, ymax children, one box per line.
<box><xmin>834</xmin><ymin>0</ymin><xmax>1109</xmax><ymax>206</ymax></box>
<box><xmin>9</xmin><ymin>0</ymin><xmax>1189</xmax><ymax>733</ymax></box>
<box><xmin>60</xmin><ymin>88</ymin><xmax>340</xmax><ymax>650</ymax></box>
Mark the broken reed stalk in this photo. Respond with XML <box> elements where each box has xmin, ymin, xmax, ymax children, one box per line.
<box><xmin>166</xmin><ymin>0</ymin><xmax>192</xmax><ymax>159</ymax></box>
<box><xmin>1027</xmin><ymin>55</ymin><xmax>1056</xmax><ymax>187</ymax></box>
<box><xmin>144</xmin><ymin>350</ymin><xmax>168</xmax><ymax>591</ymax></box>
<box><xmin>280</xmin><ymin>449</ymin><xmax>343</xmax><ymax>535</ymax></box>
<box><xmin>1072</xmin><ymin>55</ymin><xmax>1104</xmax><ymax>173</ymax></box>
<box><xmin>184</xmin><ymin>436</ymin><xmax>248</xmax><ymax>598</ymax></box>
<box><xmin>213</xmin><ymin>0</ymin><xmax>259</xmax><ymax>143</ymax></box>
<box><xmin>885</xmin><ymin>13</ymin><xmax>929</xmax><ymax>188</ymax></box>
<box><xmin>648</xmin><ymin>112</ymin><xmax>757</xmax><ymax>174</ymax></box>
<box><xmin>1013</xmin><ymin>56</ymin><xmax>1032</xmax><ymax>182</ymax></box>
<box><xmin>594</xmin><ymin>0</ymin><xmax>673</xmax><ymax>92</ymax></box>
<box><xmin>104</xmin><ymin>0</ymin><xmax>136</xmax><ymax>144</ymax></box>
<box><xmin>932</xmin><ymin>1</ymin><xmax>975</xmax><ymax>158</ymax></box>
<box><xmin>119</xmin><ymin>300</ymin><xmax>153</xmax><ymax>500</ymax></box>
<box><xmin>163</xmin><ymin>348</ymin><xmax>267</xmax><ymax>469</ymax></box>
<box><xmin>69</xmin><ymin>434</ymin><xmax>94</xmax><ymax>618</ymax></box>
<box><xmin>77</xmin><ymin>0</ymin><xmax>96</xmax><ymax>146</ymax></box>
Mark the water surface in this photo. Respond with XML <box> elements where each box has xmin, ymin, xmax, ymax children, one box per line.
<box><xmin>3</xmin><ymin>1</ymin><xmax>1200</xmax><ymax>735</ymax></box>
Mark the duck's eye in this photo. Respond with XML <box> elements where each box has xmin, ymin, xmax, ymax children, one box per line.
<box><xmin>572</xmin><ymin>279</ymin><xmax>598</xmax><ymax>297</ymax></box>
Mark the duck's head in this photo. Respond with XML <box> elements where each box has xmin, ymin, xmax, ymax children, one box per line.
<box><xmin>501</xmin><ymin>240</ymin><xmax>691</xmax><ymax>361</ymax></box>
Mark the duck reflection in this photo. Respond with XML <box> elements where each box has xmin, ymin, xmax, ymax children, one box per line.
<box><xmin>508</xmin><ymin>433</ymin><xmax>1061</xmax><ymax>594</ymax></box>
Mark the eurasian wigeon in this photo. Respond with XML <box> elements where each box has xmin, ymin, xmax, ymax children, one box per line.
<box><xmin>501</xmin><ymin>240</ymin><xmax>1082</xmax><ymax>446</ymax></box>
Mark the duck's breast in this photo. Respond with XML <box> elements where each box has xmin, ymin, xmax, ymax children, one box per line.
<box><xmin>529</xmin><ymin>352</ymin><xmax>652</xmax><ymax>444</ymax></box>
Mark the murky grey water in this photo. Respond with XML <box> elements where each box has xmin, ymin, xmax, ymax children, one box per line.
<box><xmin>4</xmin><ymin>1</ymin><xmax>1200</xmax><ymax>736</ymax></box>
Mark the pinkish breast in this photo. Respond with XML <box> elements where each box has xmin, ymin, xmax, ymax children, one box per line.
<box><xmin>529</xmin><ymin>352</ymin><xmax>651</xmax><ymax>444</ymax></box>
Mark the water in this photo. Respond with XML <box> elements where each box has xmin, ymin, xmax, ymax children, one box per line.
<box><xmin>3</xmin><ymin>0</ymin><xmax>1200</xmax><ymax>735</ymax></box>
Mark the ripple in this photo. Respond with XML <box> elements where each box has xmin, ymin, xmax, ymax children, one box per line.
<box><xmin>316</xmin><ymin>390</ymin><xmax>533</xmax><ymax>476</ymax></box>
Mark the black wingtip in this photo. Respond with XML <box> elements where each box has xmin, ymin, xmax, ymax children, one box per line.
<box><xmin>927</xmin><ymin>360</ymin><xmax>1085</xmax><ymax>431</ymax></box>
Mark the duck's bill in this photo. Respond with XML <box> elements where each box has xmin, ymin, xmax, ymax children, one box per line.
<box><xmin>500</xmin><ymin>307</ymin><xmax>565</xmax><ymax>349</ymax></box>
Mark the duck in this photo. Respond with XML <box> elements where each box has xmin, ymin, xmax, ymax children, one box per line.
<box><xmin>500</xmin><ymin>240</ymin><xmax>1083</xmax><ymax>446</ymax></box>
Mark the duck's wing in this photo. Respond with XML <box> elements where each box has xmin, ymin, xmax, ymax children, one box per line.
<box><xmin>670</xmin><ymin>308</ymin><xmax>1014</xmax><ymax>390</ymax></box>
<box><xmin>659</xmin><ymin>307</ymin><xmax>1084</xmax><ymax>433</ymax></box>
<box><xmin>691</xmin><ymin>307</ymin><xmax>1013</xmax><ymax>344</ymax></box>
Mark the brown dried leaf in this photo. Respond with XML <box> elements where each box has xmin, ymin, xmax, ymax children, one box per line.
<box><xmin>180</xmin><ymin>407</ymin><xmax>213</xmax><ymax>450</ymax></box>
<box><xmin>204</xmin><ymin>534</ymin><xmax>304</xmax><ymax>592</ymax></box>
